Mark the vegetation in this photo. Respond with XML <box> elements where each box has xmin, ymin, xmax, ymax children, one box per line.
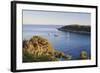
<box><xmin>58</xmin><ymin>24</ymin><xmax>91</xmax><ymax>32</ymax></box>
<box><xmin>23</xmin><ymin>36</ymin><xmax>71</xmax><ymax>62</ymax></box>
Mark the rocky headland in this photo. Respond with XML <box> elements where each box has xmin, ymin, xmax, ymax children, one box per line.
<box><xmin>23</xmin><ymin>36</ymin><xmax>71</xmax><ymax>62</ymax></box>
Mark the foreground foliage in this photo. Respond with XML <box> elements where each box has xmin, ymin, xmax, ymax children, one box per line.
<box><xmin>23</xmin><ymin>36</ymin><xmax>70</xmax><ymax>62</ymax></box>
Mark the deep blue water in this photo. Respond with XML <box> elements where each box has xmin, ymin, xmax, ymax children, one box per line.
<box><xmin>23</xmin><ymin>25</ymin><xmax>91</xmax><ymax>60</ymax></box>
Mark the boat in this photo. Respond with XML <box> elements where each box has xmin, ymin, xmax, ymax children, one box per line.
<box><xmin>54</xmin><ymin>33</ymin><xmax>59</xmax><ymax>37</ymax></box>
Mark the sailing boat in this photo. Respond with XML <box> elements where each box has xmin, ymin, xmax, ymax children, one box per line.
<box><xmin>67</xmin><ymin>32</ymin><xmax>70</xmax><ymax>37</ymax></box>
<box><xmin>54</xmin><ymin>33</ymin><xmax>59</xmax><ymax>37</ymax></box>
<box><xmin>66</xmin><ymin>32</ymin><xmax>70</xmax><ymax>40</ymax></box>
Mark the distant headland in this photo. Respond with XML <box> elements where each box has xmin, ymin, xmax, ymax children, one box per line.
<box><xmin>58</xmin><ymin>24</ymin><xmax>91</xmax><ymax>33</ymax></box>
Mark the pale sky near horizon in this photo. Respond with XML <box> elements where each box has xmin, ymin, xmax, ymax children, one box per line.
<box><xmin>23</xmin><ymin>10</ymin><xmax>91</xmax><ymax>25</ymax></box>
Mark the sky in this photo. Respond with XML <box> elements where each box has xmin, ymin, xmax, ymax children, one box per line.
<box><xmin>23</xmin><ymin>10</ymin><xmax>91</xmax><ymax>25</ymax></box>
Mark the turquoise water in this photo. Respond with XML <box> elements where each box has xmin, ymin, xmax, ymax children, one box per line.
<box><xmin>23</xmin><ymin>25</ymin><xmax>91</xmax><ymax>60</ymax></box>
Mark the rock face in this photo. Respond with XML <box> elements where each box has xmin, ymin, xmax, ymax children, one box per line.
<box><xmin>80</xmin><ymin>51</ymin><xmax>88</xmax><ymax>59</ymax></box>
<box><xmin>23</xmin><ymin>36</ymin><xmax>70</xmax><ymax>62</ymax></box>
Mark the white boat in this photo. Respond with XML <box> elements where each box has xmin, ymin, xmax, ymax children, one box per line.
<box><xmin>54</xmin><ymin>33</ymin><xmax>59</xmax><ymax>37</ymax></box>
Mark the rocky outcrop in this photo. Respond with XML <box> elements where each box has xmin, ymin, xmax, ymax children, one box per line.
<box><xmin>23</xmin><ymin>36</ymin><xmax>70</xmax><ymax>62</ymax></box>
<box><xmin>80</xmin><ymin>51</ymin><xmax>88</xmax><ymax>59</ymax></box>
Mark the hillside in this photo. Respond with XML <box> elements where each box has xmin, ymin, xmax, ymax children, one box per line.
<box><xmin>58</xmin><ymin>25</ymin><xmax>91</xmax><ymax>33</ymax></box>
